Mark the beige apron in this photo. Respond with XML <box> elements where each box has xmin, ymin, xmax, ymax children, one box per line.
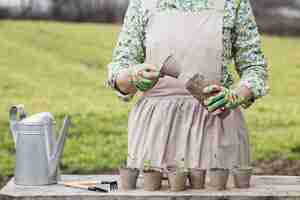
<box><xmin>127</xmin><ymin>0</ymin><xmax>250</xmax><ymax>171</ymax></box>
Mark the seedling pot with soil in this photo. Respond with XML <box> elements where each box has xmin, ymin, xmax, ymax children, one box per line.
<box><xmin>185</xmin><ymin>73</ymin><xmax>231</xmax><ymax>118</ymax></box>
<box><xmin>209</xmin><ymin>168</ymin><xmax>229</xmax><ymax>190</ymax></box>
<box><xmin>119</xmin><ymin>167</ymin><xmax>139</xmax><ymax>190</ymax></box>
<box><xmin>188</xmin><ymin>168</ymin><xmax>206</xmax><ymax>189</ymax></box>
<box><xmin>167</xmin><ymin>167</ymin><xmax>188</xmax><ymax>192</ymax></box>
<box><xmin>143</xmin><ymin>169</ymin><xmax>163</xmax><ymax>191</ymax></box>
<box><xmin>232</xmin><ymin>167</ymin><xmax>253</xmax><ymax>188</ymax></box>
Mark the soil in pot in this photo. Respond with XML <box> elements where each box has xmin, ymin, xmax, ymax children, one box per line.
<box><xmin>185</xmin><ymin>74</ymin><xmax>230</xmax><ymax>118</ymax></box>
<box><xmin>209</xmin><ymin>168</ymin><xmax>229</xmax><ymax>190</ymax></box>
<box><xmin>232</xmin><ymin>167</ymin><xmax>253</xmax><ymax>188</ymax></box>
<box><xmin>167</xmin><ymin>170</ymin><xmax>188</xmax><ymax>192</ymax></box>
<box><xmin>143</xmin><ymin>169</ymin><xmax>163</xmax><ymax>191</ymax></box>
<box><xmin>119</xmin><ymin>167</ymin><xmax>139</xmax><ymax>190</ymax></box>
<box><xmin>189</xmin><ymin>168</ymin><xmax>206</xmax><ymax>189</ymax></box>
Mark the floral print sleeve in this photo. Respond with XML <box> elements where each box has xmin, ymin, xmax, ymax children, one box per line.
<box><xmin>232</xmin><ymin>0</ymin><xmax>268</xmax><ymax>99</ymax></box>
<box><xmin>107</xmin><ymin>0</ymin><xmax>146</xmax><ymax>101</ymax></box>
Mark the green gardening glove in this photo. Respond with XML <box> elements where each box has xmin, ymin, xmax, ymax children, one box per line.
<box><xmin>128</xmin><ymin>63</ymin><xmax>160</xmax><ymax>92</ymax></box>
<box><xmin>203</xmin><ymin>85</ymin><xmax>246</xmax><ymax>112</ymax></box>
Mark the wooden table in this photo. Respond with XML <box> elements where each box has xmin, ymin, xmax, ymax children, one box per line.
<box><xmin>1</xmin><ymin>175</ymin><xmax>300</xmax><ymax>200</ymax></box>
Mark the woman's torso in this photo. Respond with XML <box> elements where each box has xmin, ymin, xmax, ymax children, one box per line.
<box><xmin>142</xmin><ymin>0</ymin><xmax>225</xmax><ymax>97</ymax></box>
<box><xmin>139</xmin><ymin>0</ymin><xmax>240</xmax><ymax>88</ymax></box>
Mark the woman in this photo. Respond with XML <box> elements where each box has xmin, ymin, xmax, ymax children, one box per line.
<box><xmin>107</xmin><ymin>0</ymin><xmax>268</xmax><ymax>171</ymax></box>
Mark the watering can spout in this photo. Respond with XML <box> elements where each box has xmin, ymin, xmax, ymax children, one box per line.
<box><xmin>49</xmin><ymin>116</ymin><xmax>70</xmax><ymax>175</ymax></box>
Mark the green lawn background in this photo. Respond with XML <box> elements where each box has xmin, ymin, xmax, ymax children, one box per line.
<box><xmin>0</xmin><ymin>20</ymin><xmax>300</xmax><ymax>184</ymax></box>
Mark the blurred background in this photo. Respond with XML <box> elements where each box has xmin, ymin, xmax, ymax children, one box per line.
<box><xmin>0</xmin><ymin>0</ymin><xmax>300</xmax><ymax>187</ymax></box>
<box><xmin>1</xmin><ymin>0</ymin><xmax>300</xmax><ymax>35</ymax></box>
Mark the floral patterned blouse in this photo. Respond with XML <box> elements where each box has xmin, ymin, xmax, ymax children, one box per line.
<box><xmin>107</xmin><ymin>0</ymin><xmax>268</xmax><ymax>102</ymax></box>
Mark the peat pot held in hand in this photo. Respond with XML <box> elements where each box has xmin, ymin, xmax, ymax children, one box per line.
<box><xmin>143</xmin><ymin>169</ymin><xmax>163</xmax><ymax>191</ymax></box>
<box><xmin>184</xmin><ymin>74</ymin><xmax>231</xmax><ymax>118</ymax></box>
<box><xmin>209</xmin><ymin>168</ymin><xmax>229</xmax><ymax>190</ymax></box>
<box><xmin>232</xmin><ymin>167</ymin><xmax>253</xmax><ymax>188</ymax></box>
<box><xmin>119</xmin><ymin>167</ymin><xmax>139</xmax><ymax>190</ymax></box>
<box><xmin>185</xmin><ymin>73</ymin><xmax>220</xmax><ymax>103</ymax></box>
<box><xmin>188</xmin><ymin>168</ymin><xmax>206</xmax><ymax>189</ymax></box>
<box><xmin>167</xmin><ymin>169</ymin><xmax>188</xmax><ymax>192</ymax></box>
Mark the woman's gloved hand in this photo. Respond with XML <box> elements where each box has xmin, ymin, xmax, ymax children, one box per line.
<box><xmin>202</xmin><ymin>85</ymin><xmax>249</xmax><ymax>112</ymax></box>
<box><xmin>128</xmin><ymin>63</ymin><xmax>161</xmax><ymax>92</ymax></box>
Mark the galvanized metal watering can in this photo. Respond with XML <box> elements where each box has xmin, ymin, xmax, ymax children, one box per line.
<box><xmin>9</xmin><ymin>105</ymin><xmax>70</xmax><ymax>186</ymax></box>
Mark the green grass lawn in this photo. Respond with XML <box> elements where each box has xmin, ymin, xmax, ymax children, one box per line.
<box><xmin>0</xmin><ymin>20</ymin><xmax>300</xmax><ymax>184</ymax></box>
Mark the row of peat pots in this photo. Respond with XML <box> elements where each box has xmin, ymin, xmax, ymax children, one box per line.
<box><xmin>119</xmin><ymin>166</ymin><xmax>253</xmax><ymax>191</ymax></box>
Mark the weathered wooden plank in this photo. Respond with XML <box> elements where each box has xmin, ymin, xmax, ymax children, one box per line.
<box><xmin>1</xmin><ymin>175</ymin><xmax>300</xmax><ymax>200</ymax></box>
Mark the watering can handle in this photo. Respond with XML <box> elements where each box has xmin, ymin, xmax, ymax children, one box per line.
<box><xmin>9</xmin><ymin>105</ymin><xmax>27</xmax><ymax>144</ymax></box>
<box><xmin>9</xmin><ymin>104</ymin><xmax>27</xmax><ymax>121</ymax></box>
